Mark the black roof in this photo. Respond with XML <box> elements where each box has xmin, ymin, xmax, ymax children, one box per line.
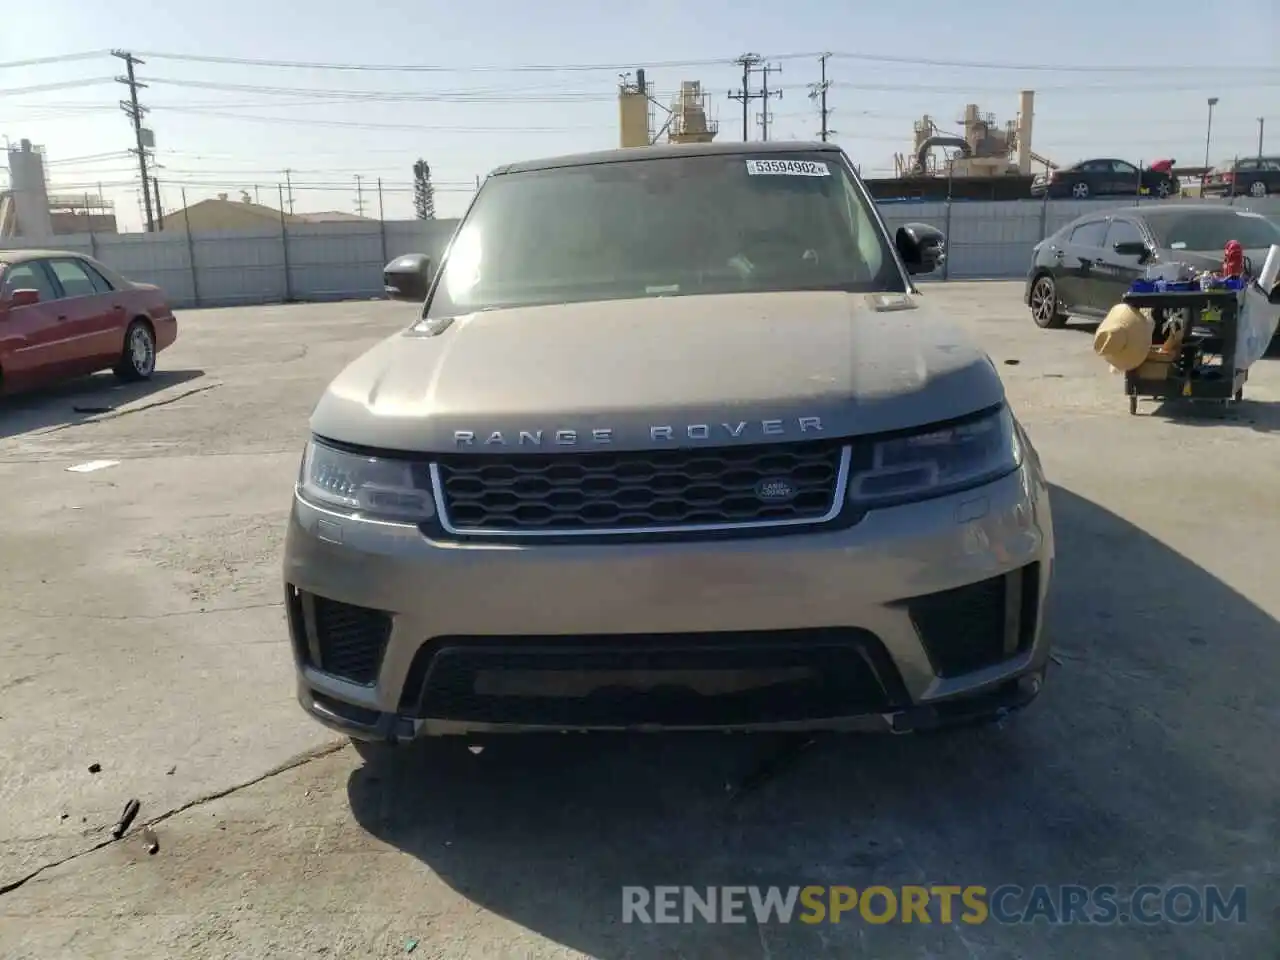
<box><xmin>490</xmin><ymin>140</ymin><xmax>842</xmax><ymax>177</ymax></box>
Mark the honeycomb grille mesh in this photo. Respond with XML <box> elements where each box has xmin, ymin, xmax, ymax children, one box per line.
<box><xmin>312</xmin><ymin>596</ymin><xmax>391</xmax><ymax>685</ymax></box>
<box><xmin>435</xmin><ymin>441</ymin><xmax>845</xmax><ymax>533</ymax></box>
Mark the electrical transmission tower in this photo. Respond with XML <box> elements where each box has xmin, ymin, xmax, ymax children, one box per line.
<box><xmin>354</xmin><ymin>174</ymin><xmax>366</xmax><ymax>217</ymax></box>
<box><xmin>808</xmin><ymin>52</ymin><xmax>836</xmax><ymax>142</ymax></box>
<box><xmin>112</xmin><ymin>50</ymin><xmax>155</xmax><ymax>232</ymax></box>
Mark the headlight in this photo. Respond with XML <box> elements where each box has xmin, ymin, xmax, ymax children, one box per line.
<box><xmin>848</xmin><ymin>406</ymin><xmax>1022</xmax><ymax>509</ymax></box>
<box><xmin>297</xmin><ymin>440</ymin><xmax>435</xmax><ymax>523</ymax></box>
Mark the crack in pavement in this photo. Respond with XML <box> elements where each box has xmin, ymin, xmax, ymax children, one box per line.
<box><xmin>0</xmin><ymin>601</ymin><xmax>284</xmax><ymax>622</ymax></box>
<box><xmin>0</xmin><ymin>739</ymin><xmax>347</xmax><ymax>897</ymax></box>
<box><xmin>34</xmin><ymin>382</ymin><xmax>225</xmax><ymax>437</ymax></box>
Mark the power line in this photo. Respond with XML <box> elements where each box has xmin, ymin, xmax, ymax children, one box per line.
<box><xmin>14</xmin><ymin>72</ymin><xmax>1265</xmax><ymax>119</ymax></box>
<box><xmin>141</xmin><ymin>105</ymin><xmax>604</xmax><ymax>133</ymax></box>
<box><xmin>48</xmin><ymin>176</ymin><xmax>479</xmax><ymax>193</ymax></box>
<box><xmin>0</xmin><ymin>77</ymin><xmax>115</xmax><ymax>97</ymax></box>
<box><xmin>823</xmin><ymin>51</ymin><xmax>1279</xmax><ymax>75</ymax></box>
<box><xmin>828</xmin><ymin>78</ymin><xmax>1280</xmax><ymax>95</ymax></box>
<box><xmin>135</xmin><ymin>76</ymin><xmax>623</xmax><ymax>102</ymax></box>
<box><xmin>42</xmin><ymin>150</ymin><xmax>135</xmax><ymax>167</ymax></box>
<box><xmin>133</xmin><ymin>50</ymin><xmax>744</xmax><ymax>74</ymax></box>
<box><xmin>129</xmin><ymin>48</ymin><xmax>1279</xmax><ymax>76</ymax></box>
<box><xmin>7</xmin><ymin>72</ymin><xmax>1275</xmax><ymax>109</ymax></box>
<box><xmin>112</xmin><ymin>50</ymin><xmax>155</xmax><ymax>233</ymax></box>
<box><xmin>19</xmin><ymin>95</ymin><xmax>1273</xmax><ymax>134</ymax></box>
<box><xmin>0</xmin><ymin>52</ymin><xmax>110</xmax><ymax>70</ymax></box>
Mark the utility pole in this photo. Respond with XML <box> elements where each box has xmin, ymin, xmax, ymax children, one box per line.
<box><xmin>151</xmin><ymin>176</ymin><xmax>164</xmax><ymax>231</ymax></box>
<box><xmin>112</xmin><ymin>50</ymin><xmax>154</xmax><ymax>233</ymax></box>
<box><xmin>809</xmin><ymin>53</ymin><xmax>835</xmax><ymax>142</ymax></box>
<box><xmin>283</xmin><ymin>169</ymin><xmax>295</xmax><ymax>214</ymax></box>
<box><xmin>758</xmin><ymin>62</ymin><xmax>782</xmax><ymax>141</ymax></box>
<box><xmin>354</xmin><ymin>174</ymin><xmax>366</xmax><ymax>216</ymax></box>
<box><xmin>728</xmin><ymin>53</ymin><xmax>763</xmax><ymax>142</ymax></box>
<box><xmin>1259</xmin><ymin>117</ymin><xmax>1266</xmax><ymax>160</ymax></box>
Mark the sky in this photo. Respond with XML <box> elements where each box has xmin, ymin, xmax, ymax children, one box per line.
<box><xmin>1</xmin><ymin>0</ymin><xmax>1276</xmax><ymax>232</ymax></box>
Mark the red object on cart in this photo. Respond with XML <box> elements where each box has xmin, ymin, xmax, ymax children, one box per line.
<box><xmin>1149</xmin><ymin>158</ymin><xmax>1175</xmax><ymax>173</ymax></box>
<box><xmin>1223</xmin><ymin>240</ymin><xmax>1245</xmax><ymax>278</ymax></box>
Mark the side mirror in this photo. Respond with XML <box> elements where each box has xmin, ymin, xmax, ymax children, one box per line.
<box><xmin>7</xmin><ymin>288</ymin><xmax>42</xmax><ymax>308</ymax></box>
<box><xmin>383</xmin><ymin>254</ymin><xmax>433</xmax><ymax>302</ymax></box>
<box><xmin>1113</xmin><ymin>241</ymin><xmax>1153</xmax><ymax>262</ymax></box>
<box><xmin>896</xmin><ymin>223</ymin><xmax>946</xmax><ymax>276</ymax></box>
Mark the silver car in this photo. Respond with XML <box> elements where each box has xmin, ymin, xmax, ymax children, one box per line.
<box><xmin>284</xmin><ymin>141</ymin><xmax>1055</xmax><ymax>748</ymax></box>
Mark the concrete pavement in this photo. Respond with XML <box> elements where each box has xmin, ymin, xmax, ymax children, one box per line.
<box><xmin>0</xmin><ymin>287</ymin><xmax>1277</xmax><ymax>958</ymax></box>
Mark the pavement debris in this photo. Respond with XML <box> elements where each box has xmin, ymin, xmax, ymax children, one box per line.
<box><xmin>110</xmin><ymin>799</ymin><xmax>141</xmax><ymax>840</ymax></box>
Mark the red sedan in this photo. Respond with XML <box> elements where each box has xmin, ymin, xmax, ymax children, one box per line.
<box><xmin>0</xmin><ymin>249</ymin><xmax>178</xmax><ymax>396</ymax></box>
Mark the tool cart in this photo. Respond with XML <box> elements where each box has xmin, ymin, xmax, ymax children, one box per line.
<box><xmin>1120</xmin><ymin>287</ymin><xmax>1247</xmax><ymax>415</ymax></box>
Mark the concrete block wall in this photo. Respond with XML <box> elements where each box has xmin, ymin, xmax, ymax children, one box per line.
<box><xmin>4</xmin><ymin>197</ymin><xmax>1278</xmax><ymax>307</ymax></box>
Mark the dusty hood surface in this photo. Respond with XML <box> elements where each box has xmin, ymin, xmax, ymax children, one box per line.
<box><xmin>312</xmin><ymin>291</ymin><xmax>1005</xmax><ymax>453</ymax></box>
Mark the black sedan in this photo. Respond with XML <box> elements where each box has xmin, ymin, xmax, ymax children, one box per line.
<box><xmin>1029</xmin><ymin>158</ymin><xmax>1179</xmax><ymax>201</ymax></box>
<box><xmin>1024</xmin><ymin>204</ymin><xmax>1280</xmax><ymax>329</ymax></box>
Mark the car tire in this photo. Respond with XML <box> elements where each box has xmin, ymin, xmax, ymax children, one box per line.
<box><xmin>1070</xmin><ymin>182</ymin><xmax>1090</xmax><ymax>199</ymax></box>
<box><xmin>1156</xmin><ymin>179</ymin><xmax>1173</xmax><ymax>198</ymax></box>
<box><xmin>1249</xmin><ymin>180</ymin><xmax>1268</xmax><ymax>198</ymax></box>
<box><xmin>1029</xmin><ymin>274</ymin><xmax>1068</xmax><ymax>329</ymax></box>
<box><xmin>113</xmin><ymin>319</ymin><xmax>157</xmax><ymax>382</ymax></box>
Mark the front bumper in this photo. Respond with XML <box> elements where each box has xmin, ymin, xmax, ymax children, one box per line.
<box><xmin>283</xmin><ymin>464</ymin><xmax>1055</xmax><ymax>741</ymax></box>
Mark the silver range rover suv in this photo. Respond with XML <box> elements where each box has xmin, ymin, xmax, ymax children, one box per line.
<box><xmin>284</xmin><ymin>141</ymin><xmax>1055</xmax><ymax>747</ymax></box>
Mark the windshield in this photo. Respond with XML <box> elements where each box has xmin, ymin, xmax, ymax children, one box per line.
<box><xmin>425</xmin><ymin>152</ymin><xmax>904</xmax><ymax>317</ymax></box>
<box><xmin>1150</xmin><ymin>211</ymin><xmax>1280</xmax><ymax>251</ymax></box>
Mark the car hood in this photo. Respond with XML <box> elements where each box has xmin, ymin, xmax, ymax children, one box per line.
<box><xmin>312</xmin><ymin>291</ymin><xmax>1006</xmax><ymax>454</ymax></box>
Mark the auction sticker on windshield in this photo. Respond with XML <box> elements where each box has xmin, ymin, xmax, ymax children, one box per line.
<box><xmin>745</xmin><ymin>159</ymin><xmax>831</xmax><ymax>177</ymax></box>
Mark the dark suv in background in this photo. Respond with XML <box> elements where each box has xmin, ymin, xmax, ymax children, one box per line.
<box><xmin>1202</xmin><ymin>157</ymin><xmax>1280</xmax><ymax>199</ymax></box>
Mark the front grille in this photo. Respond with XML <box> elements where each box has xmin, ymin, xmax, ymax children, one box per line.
<box><xmin>900</xmin><ymin>564</ymin><xmax>1039</xmax><ymax>678</ymax></box>
<box><xmin>292</xmin><ymin>592</ymin><xmax>392</xmax><ymax>685</ymax></box>
<box><xmin>398</xmin><ymin>630</ymin><xmax>906</xmax><ymax>726</ymax></box>
<box><xmin>433</xmin><ymin>440</ymin><xmax>847</xmax><ymax>535</ymax></box>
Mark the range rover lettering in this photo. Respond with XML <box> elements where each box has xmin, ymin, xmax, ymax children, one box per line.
<box><xmin>284</xmin><ymin>141</ymin><xmax>1055</xmax><ymax>751</ymax></box>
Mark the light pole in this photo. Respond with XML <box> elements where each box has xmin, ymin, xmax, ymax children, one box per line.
<box><xmin>1202</xmin><ymin>97</ymin><xmax>1219</xmax><ymax>189</ymax></box>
